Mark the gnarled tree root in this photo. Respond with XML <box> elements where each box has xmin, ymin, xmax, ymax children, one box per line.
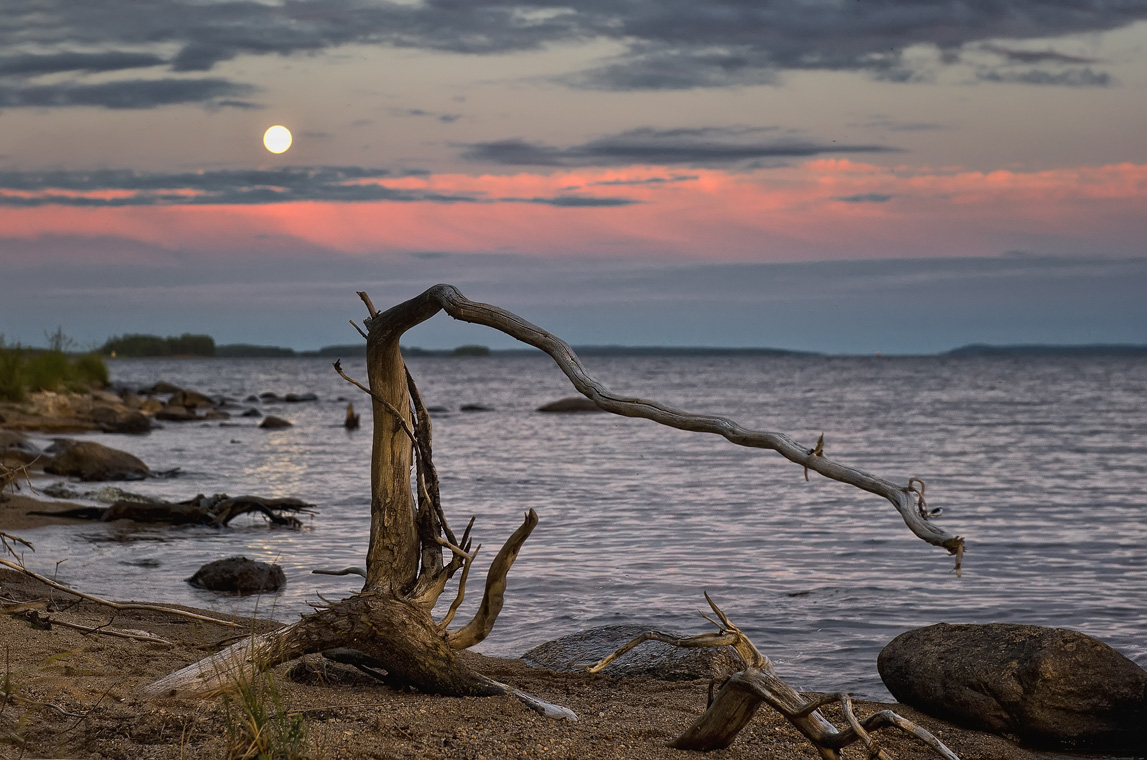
<box><xmin>585</xmin><ymin>595</ymin><xmax>959</xmax><ymax>760</ymax></box>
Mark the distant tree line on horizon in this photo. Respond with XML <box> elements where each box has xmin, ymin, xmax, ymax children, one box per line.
<box><xmin>100</xmin><ymin>333</ymin><xmax>216</xmax><ymax>358</ymax></box>
<box><xmin>94</xmin><ymin>334</ymin><xmax>497</xmax><ymax>359</ymax></box>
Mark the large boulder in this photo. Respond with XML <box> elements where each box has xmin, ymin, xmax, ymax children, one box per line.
<box><xmin>522</xmin><ymin>625</ymin><xmax>742</xmax><ymax>681</ymax></box>
<box><xmin>187</xmin><ymin>556</ymin><xmax>286</xmax><ymax>594</ymax></box>
<box><xmin>43</xmin><ymin>441</ymin><xmax>151</xmax><ymax>481</ymax></box>
<box><xmin>878</xmin><ymin>623</ymin><xmax>1147</xmax><ymax>753</ymax></box>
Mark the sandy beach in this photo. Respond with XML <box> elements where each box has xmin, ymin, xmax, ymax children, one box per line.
<box><xmin>2</xmin><ymin>494</ymin><xmax>1117</xmax><ymax>760</ymax></box>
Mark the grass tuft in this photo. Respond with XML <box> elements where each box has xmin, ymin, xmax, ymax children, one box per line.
<box><xmin>0</xmin><ymin>334</ymin><xmax>107</xmax><ymax>402</ymax></box>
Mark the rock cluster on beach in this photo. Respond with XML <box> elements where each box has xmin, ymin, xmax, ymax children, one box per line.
<box><xmin>0</xmin><ymin>379</ymin><xmax>328</xmax><ymax>437</ymax></box>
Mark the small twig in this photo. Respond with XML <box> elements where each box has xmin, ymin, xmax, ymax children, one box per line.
<box><xmin>49</xmin><ymin>618</ymin><xmax>174</xmax><ymax>645</ymax></box>
<box><xmin>804</xmin><ymin>433</ymin><xmax>824</xmax><ymax>481</ymax></box>
<box><xmin>437</xmin><ymin>545</ymin><xmax>478</xmax><ymax>631</ymax></box>
<box><xmin>6</xmin><ymin>693</ymin><xmax>85</xmax><ymax>719</ymax></box>
<box><xmin>0</xmin><ymin>532</ymin><xmax>33</xmax><ymax>556</ymax></box>
<box><xmin>332</xmin><ymin>359</ymin><xmax>416</xmax><ymax>442</ymax></box>
<box><xmin>357</xmin><ymin>290</ymin><xmax>379</xmax><ymax>318</ymax></box>
<box><xmin>349</xmin><ymin>319</ymin><xmax>368</xmax><ymax>339</ymax></box>
<box><xmin>311</xmin><ymin>567</ymin><xmax>367</xmax><ymax>578</ymax></box>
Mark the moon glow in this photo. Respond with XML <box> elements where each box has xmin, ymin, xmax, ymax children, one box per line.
<box><xmin>262</xmin><ymin>125</ymin><xmax>293</xmax><ymax>154</ymax></box>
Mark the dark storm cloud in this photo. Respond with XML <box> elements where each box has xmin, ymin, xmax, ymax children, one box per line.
<box><xmin>2</xmin><ymin>0</ymin><xmax>1142</xmax><ymax>100</ymax></box>
<box><xmin>976</xmin><ymin>67</ymin><xmax>1112</xmax><ymax>87</ymax></box>
<box><xmin>462</xmin><ymin>127</ymin><xmax>898</xmax><ymax>167</ymax></box>
<box><xmin>0</xmin><ymin>166</ymin><xmax>636</xmax><ymax>207</ymax></box>
<box><xmin>978</xmin><ymin>44</ymin><xmax>1100</xmax><ymax>65</ymax></box>
<box><xmin>0</xmin><ymin>51</ymin><xmax>165</xmax><ymax>76</ymax></box>
<box><xmin>0</xmin><ymin>78</ymin><xmax>256</xmax><ymax>109</ymax></box>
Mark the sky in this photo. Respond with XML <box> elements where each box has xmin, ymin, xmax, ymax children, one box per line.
<box><xmin>1</xmin><ymin>0</ymin><xmax>1146</xmax><ymax>354</ymax></box>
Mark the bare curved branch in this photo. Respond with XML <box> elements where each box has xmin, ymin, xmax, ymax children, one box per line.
<box><xmin>370</xmin><ymin>284</ymin><xmax>964</xmax><ymax>569</ymax></box>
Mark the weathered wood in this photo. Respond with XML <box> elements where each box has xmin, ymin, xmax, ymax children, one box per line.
<box><xmin>368</xmin><ymin>284</ymin><xmax>964</xmax><ymax>568</ymax></box>
<box><xmin>145</xmin><ymin>284</ymin><xmax>967</xmax><ymax>728</ymax></box>
<box><xmin>28</xmin><ymin>493</ymin><xmax>313</xmax><ymax>528</ymax></box>
<box><xmin>587</xmin><ymin>597</ymin><xmax>959</xmax><ymax>760</ymax></box>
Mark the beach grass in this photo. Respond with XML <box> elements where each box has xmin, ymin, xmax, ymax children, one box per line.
<box><xmin>0</xmin><ymin>336</ymin><xmax>107</xmax><ymax>402</ymax></box>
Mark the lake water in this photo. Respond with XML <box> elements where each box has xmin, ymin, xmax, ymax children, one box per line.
<box><xmin>11</xmin><ymin>353</ymin><xmax>1147</xmax><ymax>700</ymax></box>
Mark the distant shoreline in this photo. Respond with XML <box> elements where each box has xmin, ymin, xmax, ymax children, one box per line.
<box><xmin>96</xmin><ymin>343</ymin><xmax>1147</xmax><ymax>359</ymax></box>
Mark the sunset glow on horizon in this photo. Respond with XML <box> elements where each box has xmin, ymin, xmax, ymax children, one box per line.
<box><xmin>2</xmin><ymin>2</ymin><xmax>1145</xmax><ymax>351</ymax></box>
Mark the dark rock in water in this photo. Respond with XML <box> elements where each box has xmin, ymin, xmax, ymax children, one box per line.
<box><xmin>140</xmin><ymin>381</ymin><xmax>183</xmax><ymax>396</ymax></box>
<box><xmin>43</xmin><ymin>441</ymin><xmax>150</xmax><ymax>481</ymax></box>
<box><xmin>43</xmin><ymin>438</ymin><xmax>78</xmax><ymax>455</ymax></box>
<box><xmin>878</xmin><ymin>623</ymin><xmax>1147</xmax><ymax>753</ymax></box>
<box><xmin>537</xmin><ymin>396</ymin><xmax>602</xmax><ymax>413</ymax></box>
<box><xmin>259</xmin><ymin>392</ymin><xmax>281</xmax><ymax>401</ymax></box>
<box><xmin>284</xmin><ymin>392</ymin><xmax>318</xmax><ymax>403</ymax></box>
<box><xmin>244</xmin><ymin>394</ymin><xmax>259</xmax><ymax>402</ymax></box>
<box><xmin>169</xmin><ymin>389</ymin><xmax>215</xmax><ymax>409</ymax></box>
<box><xmin>426</xmin><ymin>405</ymin><xmax>450</xmax><ymax>414</ymax></box>
<box><xmin>240</xmin><ymin>408</ymin><xmax>263</xmax><ymax>418</ymax></box>
<box><xmin>522</xmin><ymin>625</ymin><xmax>742</xmax><ymax>681</ymax></box>
<box><xmin>155</xmin><ymin>405</ymin><xmax>201</xmax><ymax>422</ymax></box>
<box><xmin>260</xmin><ymin>415</ymin><xmax>293</xmax><ymax>429</ymax></box>
<box><xmin>91</xmin><ymin>405</ymin><xmax>152</xmax><ymax>434</ymax></box>
<box><xmin>203</xmin><ymin>409</ymin><xmax>231</xmax><ymax>420</ymax></box>
<box><xmin>187</xmin><ymin>556</ymin><xmax>285</xmax><ymax>594</ymax></box>
<box><xmin>459</xmin><ymin>404</ymin><xmax>494</xmax><ymax>412</ymax></box>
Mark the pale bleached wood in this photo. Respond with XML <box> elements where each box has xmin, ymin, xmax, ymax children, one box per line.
<box><xmin>370</xmin><ymin>284</ymin><xmax>964</xmax><ymax>568</ymax></box>
<box><xmin>588</xmin><ymin>596</ymin><xmax>959</xmax><ymax>760</ymax></box>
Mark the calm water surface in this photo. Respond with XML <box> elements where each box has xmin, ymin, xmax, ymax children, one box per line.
<box><xmin>13</xmin><ymin>354</ymin><xmax>1147</xmax><ymax>699</ymax></box>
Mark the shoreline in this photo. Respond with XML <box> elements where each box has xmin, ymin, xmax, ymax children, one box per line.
<box><xmin>1</xmin><ymin>491</ymin><xmax>93</xmax><ymax>531</ymax></box>
<box><xmin>0</xmin><ymin>563</ymin><xmax>1119</xmax><ymax>759</ymax></box>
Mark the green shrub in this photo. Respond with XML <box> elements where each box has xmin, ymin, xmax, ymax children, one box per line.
<box><xmin>0</xmin><ymin>342</ymin><xmax>26</xmax><ymax>402</ymax></box>
<box><xmin>0</xmin><ymin>334</ymin><xmax>109</xmax><ymax>401</ymax></box>
<box><xmin>73</xmin><ymin>353</ymin><xmax>109</xmax><ymax>386</ymax></box>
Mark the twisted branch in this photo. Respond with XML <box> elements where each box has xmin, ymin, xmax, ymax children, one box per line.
<box><xmin>375</xmin><ymin>284</ymin><xmax>964</xmax><ymax>570</ymax></box>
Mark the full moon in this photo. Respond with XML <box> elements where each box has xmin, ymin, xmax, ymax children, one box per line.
<box><xmin>262</xmin><ymin>125</ymin><xmax>292</xmax><ymax>154</ymax></box>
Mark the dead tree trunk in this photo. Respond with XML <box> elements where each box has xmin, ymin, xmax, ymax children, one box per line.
<box><xmin>144</xmin><ymin>284</ymin><xmax>964</xmax><ymax>723</ymax></box>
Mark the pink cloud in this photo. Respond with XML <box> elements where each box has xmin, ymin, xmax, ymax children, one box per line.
<box><xmin>3</xmin><ymin>161</ymin><xmax>1145</xmax><ymax>262</ymax></box>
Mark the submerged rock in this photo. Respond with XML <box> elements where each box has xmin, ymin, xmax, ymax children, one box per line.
<box><xmin>878</xmin><ymin>622</ymin><xmax>1147</xmax><ymax>753</ymax></box>
<box><xmin>187</xmin><ymin>556</ymin><xmax>285</xmax><ymax>594</ymax></box>
<box><xmin>537</xmin><ymin>396</ymin><xmax>602</xmax><ymax>413</ymax></box>
<box><xmin>522</xmin><ymin>625</ymin><xmax>742</xmax><ymax>681</ymax></box>
<box><xmin>259</xmin><ymin>415</ymin><xmax>293</xmax><ymax>429</ymax></box>
<box><xmin>459</xmin><ymin>404</ymin><xmax>493</xmax><ymax>412</ymax></box>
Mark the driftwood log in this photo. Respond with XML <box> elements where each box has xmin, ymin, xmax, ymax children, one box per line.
<box><xmin>585</xmin><ymin>594</ymin><xmax>959</xmax><ymax>758</ymax></box>
<box><xmin>142</xmin><ymin>285</ymin><xmax>965</xmax><ymax>741</ymax></box>
<box><xmin>28</xmin><ymin>493</ymin><xmax>313</xmax><ymax>528</ymax></box>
